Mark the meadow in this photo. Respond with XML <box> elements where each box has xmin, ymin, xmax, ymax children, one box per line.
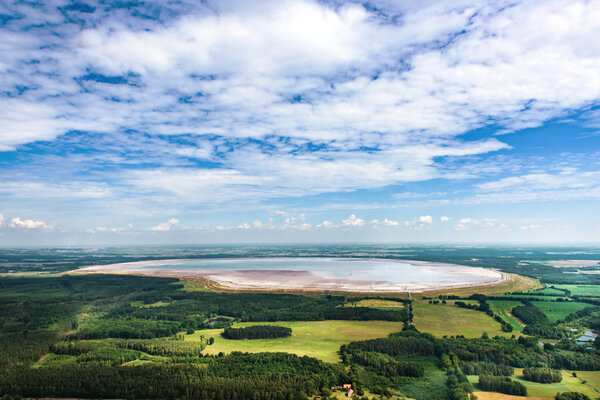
<box><xmin>555</xmin><ymin>285</ymin><xmax>600</xmax><ymax>297</ymax></box>
<box><xmin>529</xmin><ymin>301</ymin><xmax>590</xmax><ymax>323</ymax></box>
<box><xmin>186</xmin><ymin>320</ymin><xmax>406</xmax><ymax>363</ymax></box>
<box><xmin>469</xmin><ymin>368</ymin><xmax>600</xmax><ymax>399</ymax></box>
<box><xmin>411</xmin><ymin>300</ymin><xmax>513</xmax><ymax>338</ymax></box>
<box><xmin>488</xmin><ymin>300</ymin><xmax>525</xmax><ymax>332</ymax></box>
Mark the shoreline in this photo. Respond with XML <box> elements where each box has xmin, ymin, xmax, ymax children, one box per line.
<box><xmin>72</xmin><ymin>257</ymin><xmax>507</xmax><ymax>293</ymax></box>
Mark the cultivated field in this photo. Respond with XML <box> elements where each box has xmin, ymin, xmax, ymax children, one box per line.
<box><xmin>555</xmin><ymin>284</ymin><xmax>600</xmax><ymax>297</ymax></box>
<box><xmin>186</xmin><ymin>320</ymin><xmax>406</xmax><ymax>363</ymax></box>
<box><xmin>530</xmin><ymin>301</ymin><xmax>590</xmax><ymax>322</ymax></box>
<box><xmin>412</xmin><ymin>301</ymin><xmax>513</xmax><ymax>338</ymax></box>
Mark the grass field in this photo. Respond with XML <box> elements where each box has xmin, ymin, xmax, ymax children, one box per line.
<box><xmin>554</xmin><ymin>285</ymin><xmax>600</xmax><ymax>297</ymax></box>
<box><xmin>530</xmin><ymin>301</ymin><xmax>590</xmax><ymax>323</ymax></box>
<box><xmin>186</xmin><ymin>320</ymin><xmax>405</xmax><ymax>363</ymax></box>
<box><xmin>488</xmin><ymin>300</ymin><xmax>524</xmax><ymax>332</ymax></box>
<box><xmin>412</xmin><ymin>273</ymin><xmax>542</xmax><ymax>299</ymax></box>
<box><xmin>533</xmin><ymin>287</ymin><xmax>568</xmax><ymax>296</ymax></box>
<box><xmin>412</xmin><ymin>301</ymin><xmax>513</xmax><ymax>338</ymax></box>
<box><xmin>343</xmin><ymin>299</ymin><xmax>404</xmax><ymax>310</ymax></box>
<box><xmin>469</xmin><ymin>369</ymin><xmax>600</xmax><ymax>399</ymax></box>
<box><xmin>472</xmin><ymin>392</ymin><xmax>551</xmax><ymax>400</ymax></box>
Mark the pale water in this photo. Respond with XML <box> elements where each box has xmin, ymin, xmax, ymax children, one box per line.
<box><xmin>134</xmin><ymin>257</ymin><xmax>489</xmax><ymax>285</ymax></box>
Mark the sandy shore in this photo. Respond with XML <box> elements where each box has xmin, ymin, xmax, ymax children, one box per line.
<box><xmin>73</xmin><ymin>258</ymin><xmax>506</xmax><ymax>293</ymax></box>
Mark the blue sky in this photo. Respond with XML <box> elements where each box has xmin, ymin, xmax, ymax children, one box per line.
<box><xmin>1</xmin><ymin>0</ymin><xmax>600</xmax><ymax>245</ymax></box>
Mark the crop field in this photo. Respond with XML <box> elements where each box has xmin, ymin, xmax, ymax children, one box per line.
<box><xmin>530</xmin><ymin>301</ymin><xmax>590</xmax><ymax>322</ymax></box>
<box><xmin>469</xmin><ymin>369</ymin><xmax>600</xmax><ymax>399</ymax></box>
<box><xmin>472</xmin><ymin>392</ymin><xmax>551</xmax><ymax>400</ymax></box>
<box><xmin>412</xmin><ymin>301</ymin><xmax>513</xmax><ymax>338</ymax></box>
<box><xmin>555</xmin><ymin>284</ymin><xmax>600</xmax><ymax>297</ymax></box>
<box><xmin>186</xmin><ymin>320</ymin><xmax>406</xmax><ymax>363</ymax></box>
<box><xmin>488</xmin><ymin>300</ymin><xmax>524</xmax><ymax>331</ymax></box>
<box><xmin>343</xmin><ymin>298</ymin><xmax>404</xmax><ymax>309</ymax></box>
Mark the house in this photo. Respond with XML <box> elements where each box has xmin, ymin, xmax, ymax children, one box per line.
<box><xmin>347</xmin><ymin>388</ymin><xmax>354</xmax><ymax>397</ymax></box>
<box><xmin>343</xmin><ymin>384</ymin><xmax>352</xmax><ymax>389</ymax></box>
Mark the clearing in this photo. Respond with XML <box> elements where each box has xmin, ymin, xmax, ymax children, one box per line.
<box><xmin>186</xmin><ymin>320</ymin><xmax>405</xmax><ymax>363</ymax></box>
<box><xmin>529</xmin><ymin>301</ymin><xmax>590</xmax><ymax>323</ymax></box>
<box><xmin>412</xmin><ymin>301</ymin><xmax>513</xmax><ymax>338</ymax></box>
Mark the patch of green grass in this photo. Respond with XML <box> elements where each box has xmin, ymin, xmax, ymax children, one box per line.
<box><xmin>534</xmin><ymin>288</ymin><xmax>568</xmax><ymax>296</ymax></box>
<box><xmin>530</xmin><ymin>301</ymin><xmax>590</xmax><ymax>323</ymax></box>
<box><xmin>130</xmin><ymin>300</ymin><xmax>171</xmax><ymax>308</ymax></box>
<box><xmin>412</xmin><ymin>301</ymin><xmax>513</xmax><ymax>338</ymax></box>
<box><xmin>554</xmin><ymin>285</ymin><xmax>600</xmax><ymax>297</ymax></box>
<box><xmin>186</xmin><ymin>320</ymin><xmax>405</xmax><ymax>363</ymax></box>
<box><xmin>575</xmin><ymin>371</ymin><xmax>600</xmax><ymax>398</ymax></box>
<box><xmin>33</xmin><ymin>353</ymin><xmax>76</xmax><ymax>368</ymax></box>
<box><xmin>343</xmin><ymin>299</ymin><xmax>404</xmax><ymax>310</ymax></box>
<box><xmin>488</xmin><ymin>300</ymin><xmax>524</xmax><ymax>332</ymax></box>
<box><xmin>512</xmin><ymin>368</ymin><xmax>599</xmax><ymax>399</ymax></box>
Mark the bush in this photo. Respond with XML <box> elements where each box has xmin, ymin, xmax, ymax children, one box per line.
<box><xmin>523</xmin><ymin>367</ymin><xmax>562</xmax><ymax>383</ymax></box>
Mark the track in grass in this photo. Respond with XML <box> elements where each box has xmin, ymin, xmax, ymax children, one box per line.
<box><xmin>186</xmin><ymin>320</ymin><xmax>405</xmax><ymax>363</ymax></box>
<box><xmin>488</xmin><ymin>300</ymin><xmax>524</xmax><ymax>332</ymax></box>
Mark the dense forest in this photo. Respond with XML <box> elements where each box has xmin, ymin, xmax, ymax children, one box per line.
<box><xmin>222</xmin><ymin>325</ymin><xmax>292</xmax><ymax>340</ymax></box>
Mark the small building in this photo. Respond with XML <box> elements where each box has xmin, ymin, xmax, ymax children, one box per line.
<box><xmin>343</xmin><ymin>384</ymin><xmax>352</xmax><ymax>389</ymax></box>
<box><xmin>347</xmin><ymin>388</ymin><xmax>354</xmax><ymax>397</ymax></box>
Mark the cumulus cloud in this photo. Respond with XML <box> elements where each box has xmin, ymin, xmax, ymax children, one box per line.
<box><xmin>150</xmin><ymin>218</ymin><xmax>180</xmax><ymax>231</ymax></box>
<box><xmin>371</xmin><ymin>218</ymin><xmax>400</xmax><ymax>227</ymax></box>
<box><xmin>0</xmin><ymin>213</ymin><xmax>4</xmax><ymax>227</ymax></box>
<box><xmin>458</xmin><ymin>217</ymin><xmax>473</xmax><ymax>224</ymax></box>
<box><xmin>9</xmin><ymin>217</ymin><xmax>48</xmax><ymax>229</ymax></box>
<box><xmin>440</xmin><ymin>216</ymin><xmax>451</xmax><ymax>222</ymax></box>
<box><xmin>342</xmin><ymin>214</ymin><xmax>365</xmax><ymax>227</ymax></box>
<box><xmin>419</xmin><ymin>215</ymin><xmax>433</xmax><ymax>224</ymax></box>
<box><xmin>317</xmin><ymin>220</ymin><xmax>334</xmax><ymax>228</ymax></box>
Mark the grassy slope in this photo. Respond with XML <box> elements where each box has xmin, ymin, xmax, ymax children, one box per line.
<box><xmin>488</xmin><ymin>300</ymin><xmax>524</xmax><ymax>332</ymax></box>
<box><xmin>186</xmin><ymin>320</ymin><xmax>405</xmax><ymax>363</ymax></box>
<box><xmin>412</xmin><ymin>301</ymin><xmax>513</xmax><ymax>338</ymax></box>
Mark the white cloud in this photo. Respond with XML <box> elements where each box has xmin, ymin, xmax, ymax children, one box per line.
<box><xmin>454</xmin><ymin>224</ymin><xmax>468</xmax><ymax>231</ymax></box>
<box><xmin>0</xmin><ymin>213</ymin><xmax>4</xmax><ymax>227</ymax></box>
<box><xmin>342</xmin><ymin>214</ymin><xmax>365</xmax><ymax>227</ymax></box>
<box><xmin>237</xmin><ymin>223</ymin><xmax>251</xmax><ymax>230</ymax></box>
<box><xmin>317</xmin><ymin>220</ymin><xmax>334</xmax><ymax>228</ymax></box>
<box><xmin>150</xmin><ymin>218</ymin><xmax>180</xmax><ymax>231</ymax></box>
<box><xmin>458</xmin><ymin>217</ymin><xmax>473</xmax><ymax>224</ymax></box>
<box><xmin>9</xmin><ymin>217</ymin><xmax>48</xmax><ymax>230</ymax></box>
<box><xmin>440</xmin><ymin>216</ymin><xmax>451</xmax><ymax>222</ymax></box>
<box><xmin>371</xmin><ymin>218</ymin><xmax>400</xmax><ymax>227</ymax></box>
<box><xmin>520</xmin><ymin>224</ymin><xmax>541</xmax><ymax>231</ymax></box>
<box><xmin>419</xmin><ymin>215</ymin><xmax>433</xmax><ymax>224</ymax></box>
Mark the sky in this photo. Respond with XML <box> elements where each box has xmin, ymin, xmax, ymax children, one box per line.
<box><xmin>1</xmin><ymin>0</ymin><xmax>600</xmax><ymax>245</ymax></box>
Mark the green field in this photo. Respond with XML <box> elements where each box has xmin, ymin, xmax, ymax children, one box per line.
<box><xmin>186</xmin><ymin>320</ymin><xmax>405</xmax><ymax>363</ymax></box>
<box><xmin>576</xmin><ymin>371</ymin><xmax>600</xmax><ymax>397</ymax></box>
<box><xmin>555</xmin><ymin>285</ymin><xmax>600</xmax><ymax>297</ymax></box>
<box><xmin>533</xmin><ymin>287</ymin><xmax>568</xmax><ymax>296</ymax></box>
<box><xmin>343</xmin><ymin>298</ymin><xmax>404</xmax><ymax>310</ymax></box>
<box><xmin>412</xmin><ymin>301</ymin><xmax>513</xmax><ymax>338</ymax></box>
<box><xmin>530</xmin><ymin>301</ymin><xmax>590</xmax><ymax>323</ymax></box>
<box><xmin>488</xmin><ymin>300</ymin><xmax>525</xmax><ymax>332</ymax></box>
<box><xmin>468</xmin><ymin>369</ymin><xmax>600</xmax><ymax>399</ymax></box>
